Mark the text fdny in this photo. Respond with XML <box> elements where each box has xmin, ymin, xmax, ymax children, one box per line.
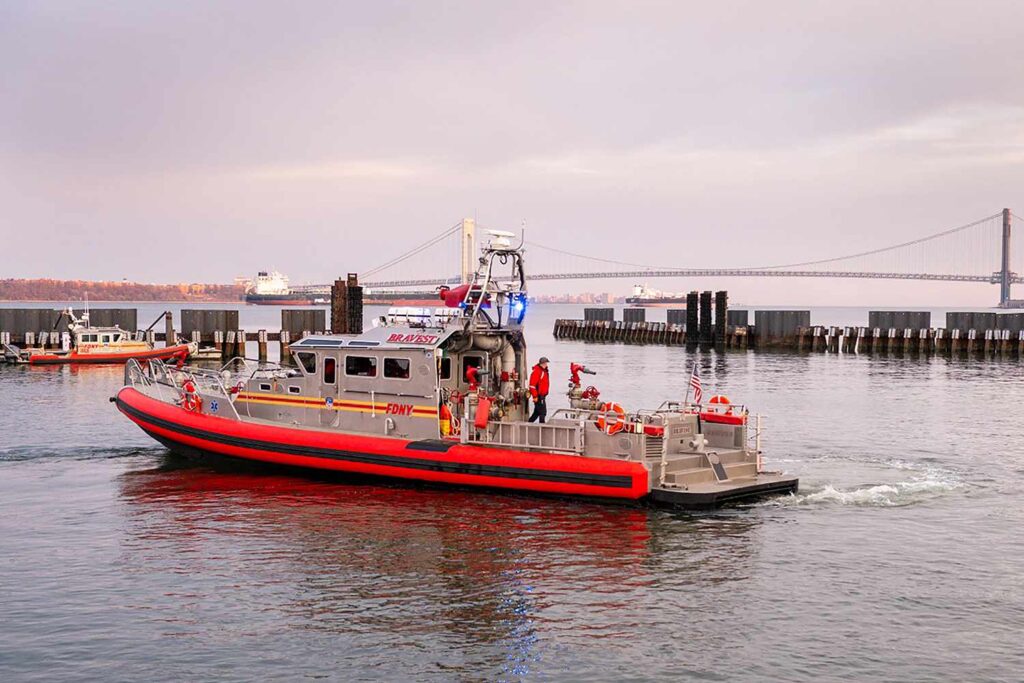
<box><xmin>386</xmin><ymin>403</ymin><xmax>415</xmax><ymax>416</ymax></box>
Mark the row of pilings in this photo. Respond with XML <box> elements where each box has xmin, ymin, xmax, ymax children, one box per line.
<box><xmin>0</xmin><ymin>309</ymin><xmax>328</xmax><ymax>362</ymax></box>
<box><xmin>554</xmin><ymin>308</ymin><xmax>1024</xmax><ymax>358</ymax></box>
<box><xmin>0</xmin><ymin>278</ymin><xmax>366</xmax><ymax>364</ymax></box>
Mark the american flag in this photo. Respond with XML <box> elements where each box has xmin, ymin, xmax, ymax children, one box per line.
<box><xmin>688</xmin><ymin>362</ymin><xmax>703</xmax><ymax>405</ymax></box>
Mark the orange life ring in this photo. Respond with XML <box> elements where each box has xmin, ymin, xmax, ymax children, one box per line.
<box><xmin>182</xmin><ymin>379</ymin><xmax>203</xmax><ymax>413</ymax></box>
<box><xmin>708</xmin><ymin>395</ymin><xmax>732</xmax><ymax>414</ymax></box>
<box><xmin>596</xmin><ymin>402</ymin><xmax>626</xmax><ymax>435</ymax></box>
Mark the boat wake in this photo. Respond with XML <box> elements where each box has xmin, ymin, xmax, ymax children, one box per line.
<box><xmin>762</xmin><ymin>451</ymin><xmax>966</xmax><ymax>507</ymax></box>
<box><xmin>0</xmin><ymin>445</ymin><xmax>150</xmax><ymax>464</ymax></box>
<box><xmin>795</xmin><ymin>477</ymin><xmax>961</xmax><ymax>507</ymax></box>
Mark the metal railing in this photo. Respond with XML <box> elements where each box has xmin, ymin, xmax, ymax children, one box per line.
<box><xmin>476</xmin><ymin>420</ymin><xmax>585</xmax><ymax>454</ymax></box>
<box><xmin>749</xmin><ymin>414</ymin><xmax>765</xmax><ymax>473</ymax></box>
<box><xmin>124</xmin><ymin>358</ymin><xmax>242</xmax><ymax>420</ymax></box>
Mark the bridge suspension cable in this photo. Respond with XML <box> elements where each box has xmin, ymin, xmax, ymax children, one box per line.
<box><xmin>524</xmin><ymin>242</ymin><xmax>662</xmax><ymax>270</ymax></box>
<box><xmin>754</xmin><ymin>213</ymin><xmax>1003</xmax><ymax>270</ymax></box>
<box><xmin>361</xmin><ymin>222</ymin><xmax>462</xmax><ymax>280</ymax></box>
<box><xmin>521</xmin><ymin>212</ymin><xmax>1004</xmax><ymax>278</ymax></box>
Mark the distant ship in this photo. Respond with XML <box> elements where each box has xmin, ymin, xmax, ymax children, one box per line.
<box><xmin>624</xmin><ymin>284</ymin><xmax>688</xmax><ymax>307</ymax></box>
<box><xmin>244</xmin><ymin>271</ymin><xmax>321</xmax><ymax>305</ymax></box>
<box><xmin>244</xmin><ymin>271</ymin><xmax>442</xmax><ymax>306</ymax></box>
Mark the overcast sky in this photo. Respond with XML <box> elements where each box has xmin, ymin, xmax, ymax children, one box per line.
<box><xmin>3</xmin><ymin>1</ymin><xmax>1024</xmax><ymax>305</ymax></box>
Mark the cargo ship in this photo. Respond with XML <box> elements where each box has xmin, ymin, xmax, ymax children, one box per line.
<box><xmin>244</xmin><ymin>271</ymin><xmax>324</xmax><ymax>305</ymax></box>
<box><xmin>244</xmin><ymin>271</ymin><xmax>438</xmax><ymax>307</ymax></box>
<box><xmin>625</xmin><ymin>284</ymin><xmax>688</xmax><ymax>306</ymax></box>
<box><xmin>115</xmin><ymin>232</ymin><xmax>797</xmax><ymax>508</ymax></box>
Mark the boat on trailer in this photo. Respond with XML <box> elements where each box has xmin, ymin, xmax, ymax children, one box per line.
<box><xmin>113</xmin><ymin>234</ymin><xmax>797</xmax><ymax>508</ymax></box>
<box><xmin>4</xmin><ymin>308</ymin><xmax>196</xmax><ymax>365</ymax></box>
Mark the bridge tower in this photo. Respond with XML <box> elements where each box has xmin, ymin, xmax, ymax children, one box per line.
<box><xmin>460</xmin><ymin>218</ymin><xmax>476</xmax><ymax>284</ymax></box>
<box><xmin>1000</xmin><ymin>208</ymin><xmax>1012</xmax><ymax>307</ymax></box>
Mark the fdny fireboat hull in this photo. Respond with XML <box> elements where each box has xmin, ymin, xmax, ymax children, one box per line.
<box><xmin>114</xmin><ymin>388</ymin><xmax>650</xmax><ymax>502</ymax></box>
<box><xmin>115</xmin><ymin>388</ymin><xmax>797</xmax><ymax>508</ymax></box>
<box><xmin>28</xmin><ymin>343</ymin><xmax>194</xmax><ymax>365</ymax></box>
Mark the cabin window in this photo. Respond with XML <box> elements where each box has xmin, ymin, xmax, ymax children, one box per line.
<box><xmin>112</xmin><ymin>334</ymin><xmax>121</xmax><ymax>342</ymax></box>
<box><xmin>384</xmin><ymin>357</ymin><xmax>411</xmax><ymax>379</ymax></box>
<box><xmin>288</xmin><ymin>386</ymin><xmax>301</xmax><ymax>395</ymax></box>
<box><xmin>439</xmin><ymin>357</ymin><xmax>452</xmax><ymax>380</ymax></box>
<box><xmin>296</xmin><ymin>352</ymin><xmax>317</xmax><ymax>374</ymax></box>
<box><xmin>101</xmin><ymin>334</ymin><xmax>111</xmax><ymax>343</ymax></box>
<box><xmin>323</xmin><ymin>357</ymin><xmax>337</xmax><ymax>384</ymax></box>
<box><xmin>82</xmin><ymin>334</ymin><xmax>96</xmax><ymax>343</ymax></box>
<box><xmin>346</xmin><ymin>355</ymin><xmax>377</xmax><ymax>377</ymax></box>
<box><xmin>259</xmin><ymin>383</ymin><xmax>272</xmax><ymax>392</ymax></box>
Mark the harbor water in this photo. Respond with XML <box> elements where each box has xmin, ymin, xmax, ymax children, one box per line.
<box><xmin>1</xmin><ymin>303</ymin><xmax>1022</xmax><ymax>681</ymax></box>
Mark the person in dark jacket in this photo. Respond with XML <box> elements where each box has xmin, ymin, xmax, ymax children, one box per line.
<box><xmin>528</xmin><ymin>357</ymin><xmax>550</xmax><ymax>423</ymax></box>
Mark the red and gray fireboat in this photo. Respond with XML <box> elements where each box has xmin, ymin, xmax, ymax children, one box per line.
<box><xmin>113</xmin><ymin>233</ymin><xmax>797</xmax><ymax>508</ymax></box>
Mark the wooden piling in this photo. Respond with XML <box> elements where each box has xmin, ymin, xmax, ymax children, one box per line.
<box><xmin>280</xmin><ymin>330</ymin><xmax>291</xmax><ymax>363</ymax></box>
<box><xmin>164</xmin><ymin>311</ymin><xmax>175</xmax><ymax>347</ymax></box>
<box><xmin>258</xmin><ymin>329</ymin><xmax>268</xmax><ymax>361</ymax></box>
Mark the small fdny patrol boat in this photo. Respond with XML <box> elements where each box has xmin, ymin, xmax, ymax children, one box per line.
<box><xmin>8</xmin><ymin>308</ymin><xmax>197</xmax><ymax>365</ymax></box>
<box><xmin>113</xmin><ymin>235</ymin><xmax>797</xmax><ymax>508</ymax></box>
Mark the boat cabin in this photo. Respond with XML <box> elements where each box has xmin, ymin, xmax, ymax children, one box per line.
<box><xmin>236</xmin><ymin>309</ymin><xmax>529</xmax><ymax>440</ymax></box>
<box><xmin>77</xmin><ymin>328</ymin><xmax>128</xmax><ymax>346</ymax></box>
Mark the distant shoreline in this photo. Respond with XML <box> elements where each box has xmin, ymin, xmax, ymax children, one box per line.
<box><xmin>0</xmin><ymin>278</ymin><xmax>245</xmax><ymax>303</ymax></box>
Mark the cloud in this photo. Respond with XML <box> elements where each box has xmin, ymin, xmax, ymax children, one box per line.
<box><xmin>3</xmin><ymin>0</ymin><xmax>1024</xmax><ymax>306</ymax></box>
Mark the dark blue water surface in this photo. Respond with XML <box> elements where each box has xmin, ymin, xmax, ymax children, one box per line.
<box><xmin>1</xmin><ymin>303</ymin><xmax>1022</xmax><ymax>682</ymax></box>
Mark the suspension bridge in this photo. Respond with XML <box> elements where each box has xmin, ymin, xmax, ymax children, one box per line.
<box><xmin>296</xmin><ymin>209</ymin><xmax>1022</xmax><ymax>307</ymax></box>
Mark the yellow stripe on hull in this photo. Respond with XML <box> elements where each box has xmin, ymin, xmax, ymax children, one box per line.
<box><xmin>236</xmin><ymin>393</ymin><xmax>437</xmax><ymax>419</ymax></box>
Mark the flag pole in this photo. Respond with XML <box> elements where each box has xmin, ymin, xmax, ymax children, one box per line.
<box><xmin>683</xmin><ymin>360</ymin><xmax>693</xmax><ymax>407</ymax></box>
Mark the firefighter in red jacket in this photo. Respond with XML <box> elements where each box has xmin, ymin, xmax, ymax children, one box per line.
<box><xmin>528</xmin><ymin>357</ymin><xmax>550</xmax><ymax>423</ymax></box>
